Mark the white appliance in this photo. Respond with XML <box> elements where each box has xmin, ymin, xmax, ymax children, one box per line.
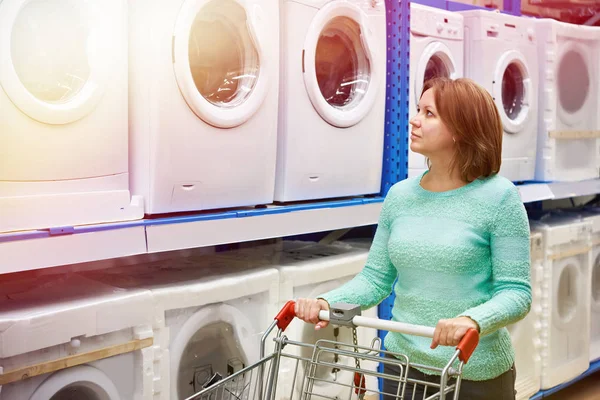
<box><xmin>530</xmin><ymin>215</ymin><xmax>592</xmax><ymax>389</ymax></box>
<box><xmin>0</xmin><ymin>0</ymin><xmax>142</xmax><ymax>233</ymax></box>
<box><xmin>461</xmin><ymin>10</ymin><xmax>538</xmax><ymax>182</ymax></box>
<box><xmin>408</xmin><ymin>4</ymin><xmax>464</xmax><ymax>178</ymax></box>
<box><xmin>275</xmin><ymin>243</ymin><xmax>379</xmax><ymax>400</ymax></box>
<box><xmin>0</xmin><ymin>274</ymin><xmax>154</xmax><ymax>400</ymax></box>
<box><xmin>507</xmin><ymin>231</ymin><xmax>543</xmax><ymax>400</ymax></box>
<box><xmin>535</xmin><ymin>19</ymin><xmax>600</xmax><ymax>182</ymax></box>
<box><xmin>275</xmin><ymin>0</ymin><xmax>386</xmax><ymax>202</ymax></box>
<box><xmin>210</xmin><ymin>240</ymin><xmax>380</xmax><ymax>399</ymax></box>
<box><xmin>81</xmin><ymin>255</ymin><xmax>280</xmax><ymax>400</ymax></box>
<box><xmin>129</xmin><ymin>0</ymin><xmax>280</xmax><ymax>214</ymax></box>
<box><xmin>569</xmin><ymin>207</ymin><xmax>600</xmax><ymax>362</ymax></box>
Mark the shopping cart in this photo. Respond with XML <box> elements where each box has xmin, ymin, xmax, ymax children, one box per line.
<box><xmin>185</xmin><ymin>301</ymin><xmax>479</xmax><ymax>400</ymax></box>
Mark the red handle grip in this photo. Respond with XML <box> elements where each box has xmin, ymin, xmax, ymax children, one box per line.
<box><xmin>275</xmin><ymin>300</ymin><xmax>296</xmax><ymax>331</ymax></box>
<box><xmin>456</xmin><ymin>328</ymin><xmax>479</xmax><ymax>364</ymax></box>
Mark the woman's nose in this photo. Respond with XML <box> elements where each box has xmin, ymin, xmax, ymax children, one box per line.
<box><xmin>409</xmin><ymin>116</ymin><xmax>420</xmax><ymax>127</ymax></box>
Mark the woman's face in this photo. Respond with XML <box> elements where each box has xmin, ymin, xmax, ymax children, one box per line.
<box><xmin>409</xmin><ymin>88</ymin><xmax>455</xmax><ymax>159</ymax></box>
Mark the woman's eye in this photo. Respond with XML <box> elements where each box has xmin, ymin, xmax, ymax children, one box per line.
<box><xmin>427</xmin><ymin>111</ymin><xmax>434</xmax><ymax>117</ymax></box>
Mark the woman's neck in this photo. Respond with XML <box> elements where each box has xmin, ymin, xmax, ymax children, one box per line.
<box><xmin>421</xmin><ymin>160</ymin><xmax>468</xmax><ymax>192</ymax></box>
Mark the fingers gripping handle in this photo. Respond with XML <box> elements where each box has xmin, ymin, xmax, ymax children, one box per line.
<box><xmin>318</xmin><ymin>310</ymin><xmax>480</xmax><ymax>364</ymax></box>
<box><xmin>275</xmin><ymin>300</ymin><xmax>296</xmax><ymax>331</ymax></box>
<box><xmin>276</xmin><ymin>302</ymin><xmax>479</xmax><ymax>364</ymax></box>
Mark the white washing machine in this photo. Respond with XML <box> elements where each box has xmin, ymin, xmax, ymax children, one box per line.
<box><xmin>535</xmin><ymin>19</ymin><xmax>600</xmax><ymax>182</ymax></box>
<box><xmin>530</xmin><ymin>215</ymin><xmax>592</xmax><ymax>390</ymax></box>
<box><xmin>81</xmin><ymin>255</ymin><xmax>280</xmax><ymax>400</ymax></box>
<box><xmin>507</xmin><ymin>231</ymin><xmax>543</xmax><ymax>400</ymax></box>
<box><xmin>275</xmin><ymin>242</ymin><xmax>379</xmax><ymax>400</ymax></box>
<box><xmin>209</xmin><ymin>240</ymin><xmax>379</xmax><ymax>399</ymax></box>
<box><xmin>572</xmin><ymin>207</ymin><xmax>600</xmax><ymax>362</ymax></box>
<box><xmin>461</xmin><ymin>10</ymin><xmax>538</xmax><ymax>183</ymax></box>
<box><xmin>408</xmin><ymin>4</ymin><xmax>464</xmax><ymax>179</ymax></box>
<box><xmin>275</xmin><ymin>0</ymin><xmax>386</xmax><ymax>202</ymax></box>
<box><xmin>128</xmin><ymin>0</ymin><xmax>279</xmax><ymax>215</ymax></box>
<box><xmin>0</xmin><ymin>274</ymin><xmax>154</xmax><ymax>400</ymax></box>
<box><xmin>0</xmin><ymin>0</ymin><xmax>142</xmax><ymax>233</ymax></box>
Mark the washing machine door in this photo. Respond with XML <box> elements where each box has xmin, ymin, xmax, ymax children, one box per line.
<box><xmin>302</xmin><ymin>1</ymin><xmax>381</xmax><ymax>128</ymax></box>
<box><xmin>556</xmin><ymin>41</ymin><xmax>592</xmax><ymax>128</ymax></box>
<box><xmin>170</xmin><ymin>304</ymin><xmax>258</xmax><ymax>400</ymax></box>
<box><xmin>30</xmin><ymin>365</ymin><xmax>120</xmax><ymax>400</ymax></box>
<box><xmin>0</xmin><ymin>0</ymin><xmax>111</xmax><ymax>125</ymax></box>
<box><xmin>492</xmin><ymin>51</ymin><xmax>532</xmax><ymax>134</ymax></box>
<box><xmin>172</xmin><ymin>0</ymin><xmax>269</xmax><ymax>129</ymax></box>
<box><xmin>552</xmin><ymin>256</ymin><xmax>582</xmax><ymax>330</ymax></box>
<box><xmin>414</xmin><ymin>42</ymin><xmax>458</xmax><ymax>102</ymax></box>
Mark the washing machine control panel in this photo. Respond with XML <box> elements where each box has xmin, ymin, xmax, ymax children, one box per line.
<box><xmin>410</xmin><ymin>5</ymin><xmax>463</xmax><ymax>40</ymax></box>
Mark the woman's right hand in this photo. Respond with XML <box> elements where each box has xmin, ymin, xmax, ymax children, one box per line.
<box><xmin>295</xmin><ymin>298</ymin><xmax>330</xmax><ymax>330</ymax></box>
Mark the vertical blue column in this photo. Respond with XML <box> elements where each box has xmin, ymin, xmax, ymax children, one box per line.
<box><xmin>378</xmin><ymin>0</ymin><xmax>410</xmax><ymax>394</ymax></box>
<box><xmin>380</xmin><ymin>0</ymin><xmax>410</xmax><ymax>198</ymax></box>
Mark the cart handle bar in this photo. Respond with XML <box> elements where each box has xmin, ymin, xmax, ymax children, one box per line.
<box><xmin>274</xmin><ymin>300</ymin><xmax>479</xmax><ymax>364</ymax></box>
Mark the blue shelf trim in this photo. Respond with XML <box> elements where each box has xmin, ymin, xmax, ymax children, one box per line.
<box><xmin>530</xmin><ymin>359</ymin><xmax>600</xmax><ymax>398</ymax></box>
<box><xmin>0</xmin><ymin>197</ymin><xmax>385</xmax><ymax>243</ymax></box>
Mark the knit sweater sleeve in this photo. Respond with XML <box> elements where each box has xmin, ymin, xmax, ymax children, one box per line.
<box><xmin>319</xmin><ymin>190</ymin><xmax>398</xmax><ymax>310</ymax></box>
<box><xmin>459</xmin><ymin>186</ymin><xmax>532</xmax><ymax>336</ymax></box>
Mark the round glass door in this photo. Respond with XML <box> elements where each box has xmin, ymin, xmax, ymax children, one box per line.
<box><xmin>415</xmin><ymin>43</ymin><xmax>457</xmax><ymax>101</ymax></box>
<box><xmin>493</xmin><ymin>52</ymin><xmax>531</xmax><ymax>134</ymax></box>
<box><xmin>424</xmin><ymin>55</ymin><xmax>451</xmax><ymax>83</ymax></box>
<box><xmin>302</xmin><ymin>1</ymin><xmax>381</xmax><ymax>128</ymax></box>
<box><xmin>501</xmin><ymin>63</ymin><xmax>526</xmax><ymax>123</ymax></box>
<box><xmin>173</xmin><ymin>0</ymin><xmax>269</xmax><ymax>128</ymax></box>
<box><xmin>188</xmin><ymin>0</ymin><xmax>259</xmax><ymax>109</ymax></box>
<box><xmin>12</xmin><ymin>0</ymin><xmax>89</xmax><ymax>104</ymax></box>
<box><xmin>315</xmin><ymin>16</ymin><xmax>370</xmax><ymax>110</ymax></box>
<box><xmin>0</xmin><ymin>0</ymin><xmax>109</xmax><ymax>124</ymax></box>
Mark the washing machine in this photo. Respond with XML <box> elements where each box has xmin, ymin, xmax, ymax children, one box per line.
<box><xmin>0</xmin><ymin>274</ymin><xmax>154</xmax><ymax>400</ymax></box>
<box><xmin>535</xmin><ymin>19</ymin><xmax>600</xmax><ymax>182</ymax></box>
<box><xmin>529</xmin><ymin>214</ymin><xmax>592</xmax><ymax>389</ymax></box>
<box><xmin>571</xmin><ymin>207</ymin><xmax>600</xmax><ymax>362</ymax></box>
<box><xmin>275</xmin><ymin>0</ymin><xmax>386</xmax><ymax>202</ymax></box>
<box><xmin>506</xmin><ymin>231</ymin><xmax>543</xmax><ymax>400</ymax></box>
<box><xmin>461</xmin><ymin>10</ymin><xmax>538</xmax><ymax>183</ymax></box>
<box><xmin>408</xmin><ymin>4</ymin><xmax>464</xmax><ymax>179</ymax></box>
<box><xmin>128</xmin><ymin>0</ymin><xmax>279</xmax><ymax>215</ymax></box>
<box><xmin>80</xmin><ymin>254</ymin><xmax>280</xmax><ymax>400</ymax></box>
<box><xmin>276</xmin><ymin>242</ymin><xmax>379</xmax><ymax>400</ymax></box>
<box><xmin>0</xmin><ymin>0</ymin><xmax>142</xmax><ymax>233</ymax></box>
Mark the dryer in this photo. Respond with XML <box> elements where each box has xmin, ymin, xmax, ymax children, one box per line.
<box><xmin>0</xmin><ymin>0</ymin><xmax>142</xmax><ymax>233</ymax></box>
<box><xmin>80</xmin><ymin>254</ymin><xmax>280</xmax><ymax>400</ymax></box>
<box><xmin>507</xmin><ymin>231</ymin><xmax>543</xmax><ymax>400</ymax></box>
<box><xmin>408</xmin><ymin>4</ymin><xmax>464</xmax><ymax>178</ymax></box>
<box><xmin>461</xmin><ymin>10</ymin><xmax>538</xmax><ymax>183</ymax></box>
<box><xmin>275</xmin><ymin>0</ymin><xmax>386</xmax><ymax>201</ymax></box>
<box><xmin>0</xmin><ymin>274</ymin><xmax>154</xmax><ymax>400</ymax></box>
<box><xmin>129</xmin><ymin>0</ymin><xmax>280</xmax><ymax>214</ymax></box>
<box><xmin>530</xmin><ymin>214</ymin><xmax>592</xmax><ymax>389</ymax></box>
<box><xmin>535</xmin><ymin>19</ymin><xmax>600</xmax><ymax>182</ymax></box>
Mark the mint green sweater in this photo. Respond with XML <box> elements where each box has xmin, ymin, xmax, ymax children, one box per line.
<box><xmin>321</xmin><ymin>172</ymin><xmax>531</xmax><ymax>381</ymax></box>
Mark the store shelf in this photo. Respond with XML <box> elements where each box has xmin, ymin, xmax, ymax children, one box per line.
<box><xmin>0</xmin><ymin>198</ymin><xmax>383</xmax><ymax>274</ymax></box>
<box><xmin>516</xmin><ymin>179</ymin><xmax>600</xmax><ymax>203</ymax></box>
<box><xmin>530</xmin><ymin>359</ymin><xmax>600</xmax><ymax>399</ymax></box>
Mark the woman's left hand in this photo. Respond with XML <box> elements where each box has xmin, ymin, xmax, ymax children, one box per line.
<box><xmin>430</xmin><ymin>317</ymin><xmax>480</xmax><ymax>349</ymax></box>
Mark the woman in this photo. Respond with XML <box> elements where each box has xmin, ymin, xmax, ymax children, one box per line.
<box><xmin>295</xmin><ymin>77</ymin><xmax>531</xmax><ymax>399</ymax></box>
